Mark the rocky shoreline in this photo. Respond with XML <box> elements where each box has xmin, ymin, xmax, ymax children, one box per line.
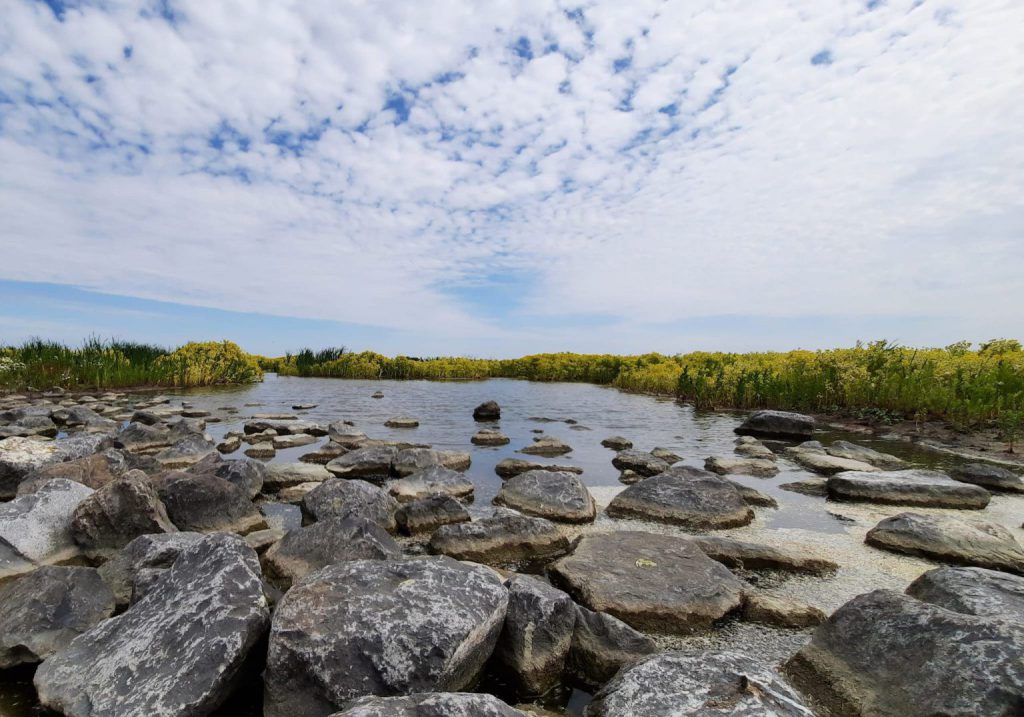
<box><xmin>1</xmin><ymin>391</ymin><xmax>1023</xmax><ymax>716</ymax></box>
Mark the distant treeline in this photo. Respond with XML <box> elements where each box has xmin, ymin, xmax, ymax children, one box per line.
<box><xmin>261</xmin><ymin>340</ymin><xmax>1024</xmax><ymax>427</ymax></box>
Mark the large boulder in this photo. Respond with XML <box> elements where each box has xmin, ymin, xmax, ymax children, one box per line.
<box><xmin>0</xmin><ymin>478</ymin><xmax>94</xmax><ymax>580</ymax></box>
<box><xmin>610</xmin><ymin>450</ymin><xmax>669</xmax><ymax>477</ymax></box>
<box><xmin>606</xmin><ymin>467</ymin><xmax>753</xmax><ymax>530</ymax></box>
<box><xmin>264</xmin><ymin>556</ymin><xmax>509</xmax><ymax>717</ymax></box>
<box><xmin>16</xmin><ymin>450</ymin><xmax>124</xmax><ymax>496</ymax></box>
<box><xmin>35</xmin><ymin>533</ymin><xmax>270</xmax><ymax>717</ymax></box>
<box><xmin>494</xmin><ymin>470</ymin><xmax>596</xmax><ymax>524</ymax></box>
<box><xmin>589</xmin><ymin>650</ymin><xmax>814</xmax><ymax>717</ymax></box>
<box><xmin>334</xmin><ymin>693</ymin><xmax>527</xmax><ymax>716</ymax></box>
<box><xmin>566</xmin><ymin>606</ymin><xmax>656</xmax><ymax>689</ymax></box>
<box><xmin>0</xmin><ymin>434</ymin><xmax>105</xmax><ymax>499</ymax></box>
<box><xmin>155</xmin><ymin>471</ymin><xmax>266</xmax><ymax>534</ymax></box>
<box><xmin>950</xmin><ymin>462</ymin><xmax>1024</xmax><ymax>493</ymax></box>
<box><xmin>828</xmin><ymin>469</ymin><xmax>991</xmax><ymax>509</ymax></box>
<box><xmin>389</xmin><ymin>465</ymin><xmax>475</xmax><ymax>503</ymax></box>
<box><xmin>263</xmin><ymin>517</ymin><xmax>402</xmax><ymax>588</ymax></box>
<box><xmin>325</xmin><ymin>446</ymin><xmax>398</xmax><ymax>483</ymax></box>
<box><xmin>549</xmin><ymin>531</ymin><xmax>746</xmax><ymax>634</ymax></box>
<box><xmin>473</xmin><ymin>400</ymin><xmax>501</xmax><ymax>421</ymax></box>
<box><xmin>734</xmin><ymin>410</ymin><xmax>815</xmax><ymax>439</ymax></box>
<box><xmin>154</xmin><ymin>433</ymin><xmax>217</xmax><ymax>469</ymax></box>
<box><xmin>302</xmin><ymin>479</ymin><xmax>398</xmax><ymax>532</ymax></box>
<box><xmin>0</xmin><ymin>566</ymin><xmax>115</xmax><ymax>668</ymax></box>
<box><xmin>494</xmin><ymin>575</ymin><xmax>577</xmax><ymax>696</ymax></box>
<box><xmin>97</xmin><ymin>531</ymin><xmax>204</xmax><ymax>607</ymax></box>
<box><xmin>784</xmin><ymin>589</ymin><xmax>1024</xmax><ymax>716</ymax></box>
<box><xmin>865</xmin><ymin>512</ymin><xmax>1024</xmax><ymax>574</ymax></box>
<box><xmin>70</xmin><ymin>470</ymin><xmax>176</xmax><ymax>558</ymax></box>
<box><xmin>906</xmin><ymin>566</ymin><xmax>1024</xmax><ymax>619</ymax></box>
<box><xmin>191</xmin><ymin>456</ymin><xmax>266</xmax><ymax>499</ymax></box>
<box><xmin>495</xmin><ymin>458</ymin><xmax>582</xmax><ymax>479</ymax></box>
<box><xmin>395</xmin><ymin>495</ymin><xmax>470</xmax><ymax>535</ymax></box>
<box><xmin>428</xmin><ymin>511</ymin><xmax>571</xmax><ymax>569</ymax></box>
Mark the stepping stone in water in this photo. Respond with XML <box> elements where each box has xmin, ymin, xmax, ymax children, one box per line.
<box><xmin>828</xmin><ymin>469</ymin><xmax>991</xmax><ymax>509</ymax></box>
<box><xmin>606</xmin><ymin>466</ymin><xmax>754</xmax><ymax>530</ymax></box>
<box><xmin>704</xmin><ymin>455</ymin><xmax>778</xmax><ymax>477</ymax></box>
<box><xmin>950</xmin><ymin>462</ymin><xmax>1024</xmax><ymax>493</ymax></box>
<box><xmin>735</xmin><ymin>410</ymin><xmax>815</xmax><ymax>439</ymax></box>
<box><xmin>494</xmin><ymin>470</ymin><xmax>596</xmax><ymax>524</ymax></box>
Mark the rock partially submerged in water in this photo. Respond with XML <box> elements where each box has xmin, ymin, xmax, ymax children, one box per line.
<box><xmin>823</xmin><ymin>440</ymin><xmax>906</xmax><ymax>469</ymax></box>
<box><xmin>389</xmin><ymin>465</ymin><xmax>475</xmax><ymax>503</ymax></box>
<box><xmin>472</xmin><ymin>428</ymin><xmax>510</xmax><ymax>445</ymax></box>
<box><xmin>828</xmin><ymin>469</ymin><xmax>991</xmax><ymax>509</ymax></box>
<box><xmin>601</xmin><ymin>436</ymin><xmax>633</xmax><ymax>451</ymax></box>
<box><xmin>549</xmin><ymin>531</ymin><xmax>746</xmax><ymax>634</ymax></box>
<box><xmin>396</xmin><ymin>495</ymin><xmax>470</xmax><ymax>535</ymax></box>
<box><xmin>733</xmin><ymin>435</ymin><xmax>775</xmax><ymax>461</ymax></box>
<box><xmin>0</xmin><ymin>566</ymin><xmax>115</xmax><ymax>668</ymax></box>
<box><xmin>566</xmin><ymin>605</ymin><xmax>656</xmax><ymax>689</ymax></box>
<box><xmin>327</xmin><ymin>421</ymin><xmax>368</xmax><ymax>447</ymax></box>
<box><xmin>473</xmin><ymin>400</ymin><xmax>502</xmax><ymax>421</ymax></box>
<box><xmin>610</xmin><ymin>450</ymin><xmax>669</xmax><ymax>477</ymax></box>
<box><xmin>784</xmin><ymin>589</ymin><xmax>1024</xmax><ymax>716</ymax></box>
<box><xmin>906</xmin><ymin>566</ymin><xmax>1024</xmax><ymax>619</ymax></box>
<box><xmin>495</xmin><ymin>458</ymin><xmax>582</xmax><ymax>479</ymax></box>
<box><xmin>428</xmin><ymin>511</ymin><xmax>570</xmax><ymax>569</ymax></box>
<box><xmin>302</xmin><ymin>478</ymin><xmax>398</xmax><ymax>532</ymax></box>
<box><xmin>589</xmin><ymin>650</ymin><xmax>814</xmax><ymax>717</ymax></box>
<box><xmin>334</xmin><ymin>693</ymin><xmax>527</xmax><ymax>716</ymax></box>
<box><xmin>494</xmin><ymin>470</ymin><xmax>596</xmax><ymax>524</ymax></box>
<box><xmin>786</xmin><ymin>442</ymin><xmax>879</xmax><ymax>475</ymax></box>
<box><xmin>35</xmin><ymin>533</ymin><xmax>270</xmax><ymax>717</ymax></box>
<box><xmin>606</xmin><ymin>467</ymin><xmax>753</xmax><ymax>530</ymax></box>
<box><xmin>950</xmin><ymin>462</ymin><xmax>1024</xmax><ymax>493</ymax></box>
<box><xmin>264</xmin><ymin>556</ymin><xmax>508</xmax><ymax>716</ymax></box>
<box><xmin>70</xmin><ymin>470</ymin><xmax>176</xmax><ymax>558</ymax></box>
<box><xmin>866</xmin><ymin>512</ymin><xmax>1024</xmax><ymax>574</ymax></box>
<box><xmin>735</xmin><ymin>410</ymin><xmax>815</xmax><ymax>440</ymax></box>
<box><xmin>704</xmin><ymin>455</ymin><xmax>778</xmax><ymax>478</ymax></box>
<box><xmin>520</xmin><ymin>436</ymin><xmax>573</xmax><ymax>456</ymax></box>
<box><xmin>0</xmin><ymin>478</ymin><xmax>94</xmax><ymax>580</ymax></box>
<box><xmin>385</xmin><ymin>416</ymin><xmax>420</xmax><ymax>428</ymax></box>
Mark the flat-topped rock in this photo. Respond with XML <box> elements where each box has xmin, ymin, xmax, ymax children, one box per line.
<box><xmin>495</xmin><ymin>458</ymin><xmax>582</xmax><ymax>479</ymax></box>
<box><xmin>866</xmin><ymin>512</ymin><xmax>1024</xmax><ymax>574</ymax></box>
<box><xmin>385</xmin><ymin>416</ymin><xmax>420</xmax><ymax>428</ymax></box>
<box><xmin>244</xmin><ymin>442</ymin><xmax>276</xmax><ymax>459</ymax></box>
<box><xmin>784</xmin><ymin>589</ymin><xmax>1024</xmax><ymax>716</ymax></box>
<box><xmin>393</xmin><ymin>447</ymin><xmax>471</xmax><ymax>476</ymax></box>
<box><xmin>549</xmin><ymin>531</ymin><xmax>746</xmax><ymax>634</ymax></box>
<box><xmin>824</xmin><ymin>440</ymin><xmax>906</xmax><ymax>469</ymax></box>
<box><xmin>906</xmin><ymin>566</ymin><xmax>1024</xmax><ymax>619</ymax></box>
<box><xmin>742</xmin><ymin>594</ymin><xmax>826</xmax><ymax>628</ymax></box>
<box><xmin>389</xmin><ymin>465</ymin><xmax>475</xmax><ymax>503</ymax></box>
<box><xmin>265</xmin><ymin>462</ymin><xmax>332</xmax><ymax>490</ymax></box>
<box><xmin>333</xmin><ymin>693</ymin><xmax>527</xmax><ymax>716</ymax></box>
<box><xmin>396</xmin><ymin>495</ymin><xmax>470</xmax><ymax>535</ymax></box>
<box><xmin>494</xmin><ymin>470</ymin><xmax>596</xmax><ymax>524</ymax></box>
<box><xmin>428</xmin><ymin>511</ymin><xmax>571</xmax><ymax>569</ymax></box>
<box><xmin>327</xmin><ymin>421</ymin><xmax>368</xmax><ymax>447</ymax></box>
<box><xmin>601</xmin><ymin>436</ymin><xmax>633</xmax><ymax>450</ymax></box>
<box><xmin>0</xmin><ymin>479</ymin><xmax>94</xmax><ymax>579</ymax></box>
<box><xmin>35</xmin><ymin>534</ymin><xmax>270</xmax><ymax>717</ymax></box>
<box><xmin>273</xmin><ymin>433</ymin><xmax>320</xmax><ymax>449</ymax></box>
<box><xmin>950</xmin><ymin>462</ymin><xmax>1024</xmax><ymax>493</ymax></box>
<box><xmin>302</xmin><ymin>478</ymin><xmax>398</xmax><ymax>532</ymax></box>
<box><xmin>606</xmin><ymin>467</ymin><xmax>753</xmax><ymax>530</ymax></box>
<box><xmin>704</xmin><ymin>455</ymin><xmax>778</xmax><ymax>477</ymax></box>
<box><xmin>734</xmin><ymin>436</ymin><xmax>776</xmax><ymax>460</ymax></box>
<box><xmin>828</xmin><ymin>469</ymin><xmax>991</xmax><ymax>509</ymax></box>
<box><xmin>115</xmin><ymin>422</ymin><xmax>173</xmax><ymax>452</ymax></box>
<box><xmin>70</xmin><ymin>471</ymin><xmax>176</xmax><ymax>558</ymax></box>
<box><xmin>520</xmin><ymin>436</ymin><xmax>572</xmax><ymax>456</ymax></box>
<box><xmin>566</xmin><ymin>605</ymin><xmax>656</xmax><ymax>689</ymax></box>
<box><xmin>787</xmin><ymin>443</ymin><xmax>880</xmax><ymax>475</ymax></box>
<box><xmin>729</xmin><ymin>480</ymin><xmax>778</xmax><ymax>508</ymax></box>
<box><xmin>735</xmin><ymin>410</ymin><xmax>815</xmax><ymax>439</ymax></box>
<box><xmin>263</xmin><ymin>556</ymin><xmax>508</xmax><ymax>716</ymax></box>
<box><xmin>472</xmin><ymin>428</ymin><xmax>510</xmax><ymax>445</ymax></box>
<box><xmin>325</xmin><ymin>446</ymin><xmax>398</xmax><ymax>482</ymax></box>
<box><xmin>690</xmin><ymin>535</ymin><xmax>838</xmax><ymax>574</ymax></box>
<box><xmin>300</xmin><ymin>442</ymin><xmax>348</xmax><ymax>464</ymax></box>
<box><xmin>155</xmin><ymin>471</ymin><xmax>266</xmax><ymax>534</ymax></box>
<box><xmin>245</xmin><ymin>418</ymin><xmax>320</xmax><ymax>435</ymax></box>
<box><xmin>589</xmin><ymin>650</ymin><xmax>814</xmax><ymax>717</ymax></box>
<box><xmin>610</xmin><ymin>450</ymin><xmax>669</xmax><ymax>477</ymax></box>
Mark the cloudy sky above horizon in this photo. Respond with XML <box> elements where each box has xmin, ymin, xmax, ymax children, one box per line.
<box><xmin>1</xmin><ymin>0</ymin><xmax>1022</xmax><ymax>357</ymax></box>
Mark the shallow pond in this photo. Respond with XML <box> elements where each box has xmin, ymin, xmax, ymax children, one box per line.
<box><xmin>3</xmin><ymin>375</ymin><xmax>1023</xmax><ymax>716</ymax></box>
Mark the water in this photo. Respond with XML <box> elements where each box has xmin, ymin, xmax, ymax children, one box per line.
<box><xmin>3</xmin><ymin>375</ymin><xmax>1022</xmax><ymax>716</ymax></box>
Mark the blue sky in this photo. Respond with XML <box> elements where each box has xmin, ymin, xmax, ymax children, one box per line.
<box><xmin>1</xmin><ymin>0</ymin><xmax>1021</xmax><ymax>357</ymax></box>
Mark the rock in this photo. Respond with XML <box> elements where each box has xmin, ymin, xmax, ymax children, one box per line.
<box><xmin>390</xmin><ymin>465</ymin><xmax>475</xmax><ymax>503</ymax></box>
<box><xmin>783</xmin><ymin>589</ymin><xmax>1024</xmax><ymax>717</ymax></box>
<box><xmin>292</xmin><ymin>403</ymin><xmax>317</xmax><ymax>410</ymax></box>
<box><xmin>0</xmin><ymin>434</ymin><xmax>105</xmax><ymax>499</ymax></box>
<box><xmin>302</xmin><ymin>478</ymin><xmax>398</xmax><ymax>532</ymax></box>
<box><xmin>300</xmin><ymin>442</ymin><xmax>348</xmax><ymax>464</ymax></box>
<box><xmin>70</xmin><ymin>471</ymin><xmax>176</xmax><ymax>557</ymax></box>
<box><xmin>429</xmin><ymin>511</ymin><xmax>571</xmax><ymax>569</ymax></box>
<box><xmin>495</xmin><ymin>458</ymin><xmax>582</xmax><ymax>479</ymax></box>
<box><xmin>273</xmin><ymin>433</ymin><xmax>319</xmax><ymax>449</ymax></box>
<box><xmin>129</xmin><ymin>409</ymin><xmax>165</xmax><ymax>425</ymax></box>
<box><xmin>473</xmin><ymin>400</ymin><xmax>502</xmax><ymax>421</ymax></box>
<box><xmin>393</xmin><ymin>448</ymin><xmax>471</xmax><ymax>476</ymax></box>
<box><xmin>372</xmin><ymin>390</ymin><xmax>384</xmax><ymax>398</ymax></box>
<box><xmin>606</xmin><ymin>467</ymin><xmax>753</xmax><ymax>530</ymax></box>
<box><xmin>779</xmin><ymin>477</ymin><xmax>828</xmax><ymax>496</ymax></box>
<box><xmin>590</xmin><ymin>650</ymin><xmax>814</xmax><ymax>717</ymax></box>
<box><xmin>823</xmin><ymin>440</ymin><xmax>906</xmax><ymax>469</ymax></box>
<box><xmin>734</xmin><ymin>436</ymin><xmax>776</xmax><ymax>461</ymax></box>
<box><xmin>787</xmin><ymin>443</ymin><xmax>880</xmax><ymax>475</ymax></box>
<box><xmin>906</xmin><ymin>566</ymin><xmax>1024</xmax><ymax>619</ymax></box>
<box><xmin>520</xmin><ymin>436</ymin><xmax>572</xmax><ymax>456</ymax></box>
<box><xmin>385</xmin><ymin>416</ymin><xmax>420</xmax><ymax>428</ymax></box>
<box><xmin>260</xmin><ymin>502</ymin><xmax>303</xmax><ymax>531</ymax></box>
<box><xmin>610</xmin><ymin>450</ymin><xmax>669</xmax><ymax>477</ymax></box>
<box><xmin>950</xmin><ymin>462</ymin><xmax>1024</xmax><ymax>493</ymax></box>
<box><xmin>328</xmin><ymin>422</ymin><xmax>368</xmax><ymax>447</ymax></box>
<box><xmin>549</xmin><ymin>531</ymin><xmax>746</xmax><ymax>634</ymax></box>
<box><xmin>201</xmin><ymin>457</ymin><xmax>266</xmax><ymax>499</ymax></box>
<box><xmin>495</xmin><ymin>575</ymin><xmax>576</xmax><ymax>696</ymax></box>
<box><xmin>742</xmin><ymin>594</ymin><xmax>826</xmax><ymax>628</ymax></box>
<box><xmin>617</xmin><ymin>470</ymin><xmax>643</xmax><ymax>485</ymax></box>
<box><xmin>325</xmin><ymin>446</ymin><xmax>398</xmax><ymax>482</ymax></box>
<box><xmin>154</xmin><ymin>433</ymin><xmax>217</xmax><ymax>469</ymax></box>
<box><xmin>245</xmin><ymin>418</ymin><xmax>320</xmax><ymax>435</ymax></box>
<box><xmin>704</xmin><ymin>455</ymin><xmax>779</xmax><ymax>477</ymax></box>
<box><xmin>263</xmin><ymin>517</ymin><xmax>402</xmax><ymax>588</ymax></box>
<box><xmin>265</xmin><ymin>462</ymin><xmax>332</xmax><ymax>491</ymax></box>
<box><xmin>97</xmin><ymin>532</ymin><xmax>204</xmax><ymax>607</ymax></box>
<box><xmin>51</xmin><ymin>405</ymin><xmax>117</xmax><ymax>433</ymax></box>
<box><xmin>0</xmin><ymin>566</ymin><xmax>115</xmax><ymax>668</ymax></box>
<box><xmin>494</xmin><ymin>470</ymin><xmax>596</xmax><ymax>524</ymax></box>
<box><xmin>0</xmin><ymin>479</ymin><xmax>94</xmax><ymax>580</ymax></box>
<box><xmin>690</xmin><ymin>535</ymin><xmax>837</xmax><ymax>574</ymax></box>
<box><xmin>828</xmin><ymin>469</ymin><xmax>991</xmax><ymax>509</ymax></box>
<box><xmin>865</xmin><ymin>512</ymin><xmax>1024</xmax><ymax>574</ymax></box>
<box><xmin>277</xmin><ymin>481</ymin><xmax>323</xmax><ymax>504</ymax></box>
<box><xmin>244</xmin><ymin>429</ymin><xmax>276</xmax><ymax>445</ymax></box>
<box><xmin>155</xmin><ymin>471</ymin><xmax>266</xmax><ymax>534</ymax></box>
<box><xmin>114</xmin><ymin>422</ymin><xmax>173</xmax><ymax>452</ymax></box>
<box><xmin>735</xmin><ymin>410</ymin><xmax>815</xmax><ymax>439</ymax></box>
<box><xmin>566</xmin><ymin>605</ymin><xmax>656</xmax><ymax>689</ymax></box>
<box><xmin>246</xmin><ymin>527</ymin><xmax>286</xmax><ymax>553</ymax></box>
<box><xmin>651</xmin><ymin>447</ymin><xmax>682</xmax><ymax>464</ymax></box>
<box><xmin>601</xmin><ymin>436</ymin><xmax>633</xmax><ymax>450</ymax></box>
<box><xmin>35</xmin><ymin>533</ymin><xmax>270</xmax><ymax>717</ymax></box>
<box><xmin>245</xmin><ymin>442</ymin><xmax>276</xmax><ymax>459</ymax></box>
<box><xmin>217</xmin><ymin>435</ymin><xmax>242</xmax><ymax>454</ymax></box>
<box><xmin>728</xmin><ymin>481</ymin><xmax>778</xmax><ymax>508</ymax></box>
<box><xmin>333</xmin><ymin>693</ymin><xmax>527</xmax><ymax>716</ymax></box>
<box><xmin>16</xmin><ymin>451</ymin><xmax>123</xmax><ymax>496</ymax></box>
<box><xmin>472</xmin><ymin>429</ymin><xmax>510</xmax><ymax>445</ymax></box>
<box><xmin>396</xmin><ymin>495</ymin><xmax>470</xmax><ymax>535</ymax></box>
<box><xmin>252</xmin><ymin>413</ymin><xmax>298</xmax><ymax>420</ymax></box>
<box><xmin>263</xmin><ymin>556</ymin><xmax>508</xmax><ymax>716</ymax></box>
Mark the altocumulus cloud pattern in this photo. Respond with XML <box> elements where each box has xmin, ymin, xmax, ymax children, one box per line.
<box><xmin>1</xmin><ymin>0</ymin><xmax>1022</xmax><ymax>352</ymax></box>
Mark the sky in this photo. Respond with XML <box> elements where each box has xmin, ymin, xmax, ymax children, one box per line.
<box><xmin>0</xmin><ymin>0</ymin><xmax>1022</xmax><ymax>358</ymax></box>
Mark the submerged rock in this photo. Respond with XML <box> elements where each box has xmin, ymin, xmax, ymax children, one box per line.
<box><xmin>549</xmin><ymin>531</ymin><xmax>746</xmax><ymax>634</ymax></box>
<box><xmin>735</xmin><ymin>410</ymin><xmax>815</xmax><ymax>440</ymax></box>
<box><xmin>589</xmin><ymin>650</ymin><xmax>814</xmax><ymax>717</ymax></box>
<box><xmin>302</xmin><ymin>478</ymin><xmax>398</xmax><ymax>532</ymax></box>
<box><xmin>0</xmin><ymin>566</ymin><xmax>115</xmax><ymax>668</ymax></box>
<box><xmin>906</xmin><ymin>566</ymin><xmax>1024</xmax><ymax>619</ymax></box>
<box><xmin>335</xmin><ymin>693</ymin><xmax>527</xmax><ymax>716</ymax></box>
<box><xmin>300</xmin><ymin>442</ymin><xmax>348</xmax><ymax>464</ymax></box>
<box><xmin>520</xmin><ymin>436</ymin><xmax>573</xmax><ymax>456</ymax></box>
<box><xmin>0</xmin><ymin>479</ymin><xmax>94</xmax><ymax>580</ymax></box>
<box><xmin>35</xmin><ymin>533</ymin><xmax>270</xmax><ymax>717</ymax></box>
<box><xmin>494</xmin><ymin>470</ymin><xmax>596</xmax><ymax>524</ymax></box>
<box><xmin>828</xmin><ymin>469</ymin><xmax>991</xmax><ymax>509</ymax></box>
<box><xmin>865</xmin><ymin>511</ymin><xmax>1024</xmax><ymax>574</ymax></box>
<box><xmin>950</xmin><ymin>462</ymin><xmax>1024</xmax><ymax>493</ymax></box>
<box><xmin>473</xmin><ymin>400</ymin><xmax>502</xmax><ymax>421</ymax></box>
<box><xmin>610</xmin><ymin>450</ymin><xmax>669</xmax><ymax>477</ymax></box>
<box><xmin>784</xmin><ymin>589</ymin><xmax>1024</xmax><ymax>717</ymax></box>
<box><xmin>566</xmin><ymin>606</ymin><xmax>656</xmax><ymax>690</ymax></box>
<box><xmin>389</xmin><ymin>465</ymin><xmax>475</xmax><ymax>503</ymax></box>
<box><xmin>428</xmin><ymin>511</ymin><xmax>570</xmax><ymax>569</ymax></box>
<box><xmin>606</xmin><ymin>467</ymin><xmax>753</xmax><ymax>530</ymax></box>
<box><xmin>396</xmin><ymin>495</ymin><xmax>470</xmax><ymax>535</ymax></box>
<box><xmin>495</xmin><ymin>458</ymin><xmax>582</xmax><ymax>479</ymax></box>
<box><xmin>263</xmin><ymin>556</ymin><xmax>508</xmax><ymax>716</ymax></box>
<box><xmin>734</xmin><ymin>436</ymin><xmax>776</xmax><ymax>461</ymax></box>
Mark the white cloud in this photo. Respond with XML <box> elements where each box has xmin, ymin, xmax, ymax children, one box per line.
<box><xmin>0</xmin><ymin>0</ymin><xmax>1022</xmax><ymax>354</ymax></box>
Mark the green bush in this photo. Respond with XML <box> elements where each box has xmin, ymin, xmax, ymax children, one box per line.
<box><xmin>155</xmin><ymin>341</ymin><xmax>263</xmax><ymax>386</ymax></box>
